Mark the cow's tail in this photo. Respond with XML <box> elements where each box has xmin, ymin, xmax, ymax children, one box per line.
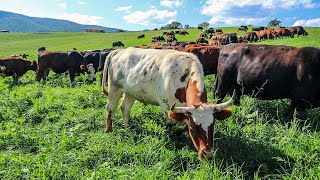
<box><xmin>102</xmin><ymin>49</ymin><xmax>120</xmax><ymax>96</ymax></box>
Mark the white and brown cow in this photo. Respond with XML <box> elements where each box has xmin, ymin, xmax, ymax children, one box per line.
<box><xmin>102</xmin><ymin>47</ymin><xmax>234</xmax><ymax>159</ymax></box>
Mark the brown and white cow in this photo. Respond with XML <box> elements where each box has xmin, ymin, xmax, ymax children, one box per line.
<box><xmin>102</xmin><ymin>47</ymin><xmax>234</xmax><ymax>159</ymax></box>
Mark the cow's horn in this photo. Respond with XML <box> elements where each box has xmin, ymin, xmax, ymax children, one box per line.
<box><xmin>212</xmin><ymin>90</ymin><xmax>236</xmax><ymax>111</ymax></box>
<box><xmin>171</xmin><ymin>107</ymin><xmax>188</xmax><ymax>113</ymax></box>
<box><xmin>170</xmin><ymin>103</ymin><xmax>176</xmax><ymax>111</ymax></box>
<box><xmin>170</xmin><ymin>103</ymin><xmax>187</xmax><ymax>113</ymax></box>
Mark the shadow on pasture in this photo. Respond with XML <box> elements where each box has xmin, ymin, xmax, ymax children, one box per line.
<box><xmin>214</xmin><ymin>131</ymin><xmax>295</xmax><ymax>179</ymax></box>
<box><xmin>253</xmin><ymin>100</ymin><xmax>320</xmax><ymax>131</ymax></box>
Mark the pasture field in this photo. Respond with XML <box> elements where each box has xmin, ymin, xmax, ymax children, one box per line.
<box><xmin>0</xmin><ymin>27</ymin><xmax>320</xmax><ymax>179</ymax></box>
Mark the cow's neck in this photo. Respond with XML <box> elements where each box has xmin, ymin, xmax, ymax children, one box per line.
<box><xmin>186</xmin><ymin>78</ymin><xmax>207</xmax><ymax>106</ymax></box>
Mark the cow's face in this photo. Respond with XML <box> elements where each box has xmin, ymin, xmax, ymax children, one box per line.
<box><xmin>87</xmin><ymin>63</ymin><xmax>96</xmax><ymax>83</ymax></box>
<box><xmin>30</xmin><ymin>61</ymin><xmax>38</xmax><ymax>71</ymax></box>
<box><xmin>187</xmin><ymin>106</ymin><xmax>231</xmax><ymax>159</ymax></box>
<box><xmin>168</xmin><ymin>94</ymin><xmax>234</xmax><ymax>159</ymax></box>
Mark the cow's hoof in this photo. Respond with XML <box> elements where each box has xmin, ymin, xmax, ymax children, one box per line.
<box><xmin>104</xmin><ymin>127</ymin><xmax>112</xmax><ymax>133</ymax></box>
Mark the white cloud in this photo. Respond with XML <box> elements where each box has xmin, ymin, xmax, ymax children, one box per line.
<box><xmin>123</xmin><ymin>9</ymin><xmax>177</xmax><ymax>26</ymax></box>
<box><xmin>201</xmin><ymin>0</ymin><xmax>317</xmax><ymax>25</ymax></box>
<box><xmin>56</xmin><ymin>13</ymin><xmax>103</xmax><ymax>25</ymax></box>
<box><xmin>160</xmin><ymin>0</ymin><xmax>183</xmax><ymax>7</ymax></box>
<box><xmin>293</xmin><ymin>18</ymin><xmax>320</xmax><ymax>27</ymax></box>
<box><xmin>209</xmin><ymin>16</ymin><xmax>267</xmax><ymax>26</ymax></box>
<box><xmin>57</xmin><ymin>2</ymin><xmax>68</xmax><ymax>9</ymax></box>
<box><xmin>78</xmin><ymin>1</ymin><xmax>86</xmax><ymax>5</ymax></box>
<box><xmin>115</xmin><ymin>6</ymin><xmax>132</xmax><ymax>12</ymax></box>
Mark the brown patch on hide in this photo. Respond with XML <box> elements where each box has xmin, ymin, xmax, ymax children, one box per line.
<box><xmin>175</xmin><ymin>88</ymin><xmax>186</xmax><ymax>103</ymax></box>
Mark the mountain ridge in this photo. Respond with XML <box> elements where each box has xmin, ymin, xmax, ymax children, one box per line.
<box><xmin>0</xmin><ymin>10</ymin><xmax>122</xmax><ymax>33</ymax></box>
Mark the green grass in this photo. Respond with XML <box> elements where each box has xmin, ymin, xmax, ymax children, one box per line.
<box><xmin>0</xmin><ymin>27</ymin><xmax>320</xmax><ymax>179</ymax></box>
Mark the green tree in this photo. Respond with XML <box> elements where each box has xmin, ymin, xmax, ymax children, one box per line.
<box><xmin>268</xmin><ymin>18</ymin><xmax>281</xmax><ymax>27</ymax></box>
<box><xmin>160</xmin><ymin>21</ymin><xmax>183</xmax><ymax>29</ymax></box>
<box><xmin>184</xmin><ymin>24</ymin><xmax>190</xmax><ymax>29</ymax></box>
<box><xmin>198</xmin><ymin>22</ymin><xmax>209</xmax><ymax>28</ymax></box>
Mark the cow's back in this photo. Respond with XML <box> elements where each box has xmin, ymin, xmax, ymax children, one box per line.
<box><xmin>217</xmin><ymin>44</ymin><xmax>320</xmax><ymax>100</ymax></box>
<box><xmin>107</xmin><ymin>47</ymin><xmax>204</xmax><ymax>107</ymax></box>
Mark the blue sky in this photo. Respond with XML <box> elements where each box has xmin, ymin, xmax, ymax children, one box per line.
<box><xmin>0</xmin><ymin>0</ymin><xmax>320</xmax><ymax>30</ymax></box>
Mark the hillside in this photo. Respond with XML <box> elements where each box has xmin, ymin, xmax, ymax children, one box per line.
<box><xmin>0</xmin><ymin>10</ymin><xmax>122</xmax><ymax>33</ymax></box>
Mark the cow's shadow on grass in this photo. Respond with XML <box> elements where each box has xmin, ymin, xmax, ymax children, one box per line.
<box><xmin>252</xmin><ymin>99</ymin><xmax>320</xmax><ymax>131</ymax></box>
<box><xmin>127</xmin><ymin>108</ymin><xmax>295</xmax><ymax>179</ymax></box>
<box><xmin>166</xmin><ymin>129</ymin><xmax>295</xmax><ymax>179</ymax></box>
<box><xmin>214</xmin><ymin>131</ymin><xmax>295</xmax><ymax>179</ymax></box>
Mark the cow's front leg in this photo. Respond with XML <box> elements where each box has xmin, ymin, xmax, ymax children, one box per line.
<box><xmin>104</xmin><ymin>88</ymin><xmax>123</xmax><ymax>133</ymax></box>
<box><xmin>120</xmin><ymin>93</ymin><xmax>135</xmax><ymax>128</ymax></box>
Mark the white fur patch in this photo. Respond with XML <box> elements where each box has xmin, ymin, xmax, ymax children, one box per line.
<box><xmin>87</xmin><ymin>64</ymin><xmax>96</xmax><ymax>81</ymax></box>
<box><xmin>188</xmin><ymin>105</ymin><xmax>214</xmax><ymax>134</ymax></box>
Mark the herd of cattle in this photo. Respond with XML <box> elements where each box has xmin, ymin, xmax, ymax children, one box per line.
<box><xmin>0</xmin><ymin>25</ymin><xmax>319</xmax><ymax>159</ymax></box>
<box><xmin>111</xmin><ymin>26</ymin><xmax>308</xmax><ymax>49</ymax></box>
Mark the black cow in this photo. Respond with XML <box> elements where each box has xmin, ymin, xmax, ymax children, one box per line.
<box><xmin>219</xmin><ymin>33</ymin><xmax>238</xmax><ymax>45</ymax></box>
<box><xmin>112</xmin><ymin>41</ymin><xmax>124</xmax><ymax>48</ymax></box>
<box><xmin>37</xmin><ymin>50</ymin><xmax>95</xmax><ymax>83</ymax></box>
<box><xmin>238</xmin><ymin>26</ymin><xmax>248</xmax><ymax>32</ymax></box>
<box><xmin>0</xmin><ymin>58</ymin><xmax>37</xmax><ymax>81</ymax></box>
<box><xmin>214</xmin><ymin>44</ymin><xmax>320</xmax><ymax>119</ymax></box>
<box><xmin>137</xmin><ymin>34</ymin><xmax>145</xmax><ymax>39</ymax></box>
<box><xmin>98</xmin><ymin>48</ymin><xmax>114</xmax><ymax>71</ymax></box>
<box><xmin>290</xmin><ymin>26</ymin><xmax>308</xmax><ymax>37</ymax></box>
<box><xmin>215</xmin><ymin>29</ymin><xmax>223</xmax><ymax>33</ymax></box>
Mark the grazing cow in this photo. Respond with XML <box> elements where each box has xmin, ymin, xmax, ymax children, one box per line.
<box><xmin>197</xmin><ymin>26</ymin><xmax>204</xmax><ymax>30</ymax></box>
<box><xmin>112</xmin><ymin>41</ymin><xmax>124</xmax><ymax>48</ymax></box>
<box><xmin>252</xmin><ymin>27</ymin><xmax>260</xmax><ymax>31</ymax></box>
<box><xmin>10</xmin><ymin>54</ymin><xmax>29</xmax><ymax>59</ymax></box>
<box><xmin>219</xmin><ymin>33</ymin><xmax>238</xmax><ymax>45</ymax></box>
<box><xmin>83</xmin><ymin>51</ymin><xmax>101</xmax><ymax>72</ymax></box>
<box><xmin>259</xmin><ymin>29</ymin><xmax>274</xmax><ymax>40</ymax></box>
<box><xmin>167</xmin><ymin>36</ymin><xmax>177</xmax><ymax>43</ymax></box>
<box><xmin>179</xmin><ymin>31</ymin><xmax>189</xmax><ymax>35</ymax></box>
<box><xmin>0</xmin><ymin>58</ymin><xmax>37</xmax><ymax>81</ymax></box>
<box><xmin>137</xmin><ymin>34</ymin><xmax>145</xmax><ymax>39</ymax></box>
<box><xmin>273</xmin><ymin>28</ymin><xmax>293</xmax><ymax>38</ymax></box>
<box><xmin>166</xmin><ymin>31</ymin><xmax>175</xmax><ymax>36</ymax></box>
<box><xmin>243</xmin><ymin>32</ymin><xmax>259</xmax><ymax>42</ymax></box>
<box><xmin>37</xmin><ymin>51</ymin><xmax>95</xmax><ymax>83</ymax></box>
<box><xmin>215</xmin><ymin>29</ymin><xmax>223</xmax><ymax>33</ymax></box>
<box><xmin>211</xmin><ymin>33</ymin><xmax>225</xmax><ymax>41</ymax></box>
<box><xmin>180</xmin><ymin>45</ymin><xmax>222</xmax><ymax>75</ymax></box>
<box><xmin>102</xmin><ymin>47</ymin><xmax>234</xmax><ymax>159</ymax></box>
<box><xmin>152</xmin><ymin>36</ymin><xmax>165</xmax><ymax>42</ymax></box>
<box><xmin>204</xmin><ymin>29</ymin><xmax>215</xmax><ymax>34</ymax></box>
<box><xmin>195</xmin><ymin>36</ymin><xmax>208</xmax><ymax>44</ymax></box>
<box><xmin>238</xmin><ymin>27</ymin><xmax>248</xmax><ymax>32</ymax></box>
<box><xmin>215</xmin><ymin>44</ymin><xmax>320</xmax><ymax>119</ymax></box>
<box><xmin>290</xmin><ymin>26</ymin><xmax>308</xmax><ymax>37</ymax></box>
